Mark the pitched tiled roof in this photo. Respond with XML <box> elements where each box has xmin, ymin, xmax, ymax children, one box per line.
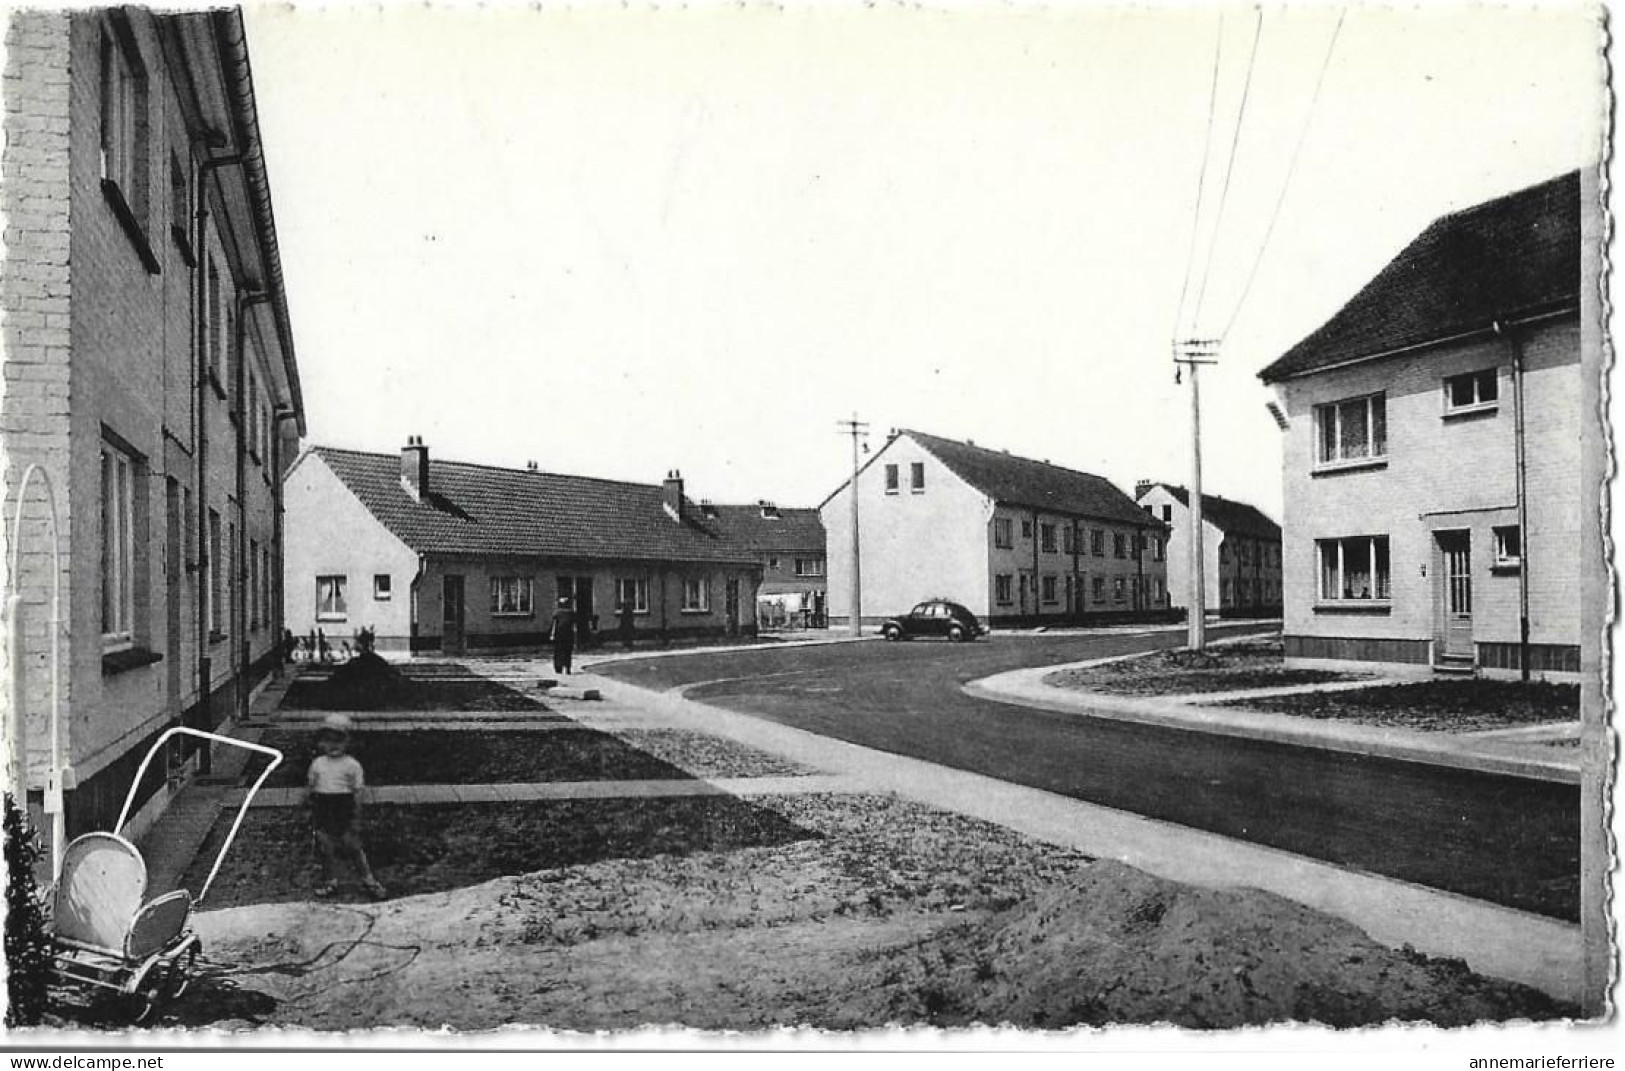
<box><xmin>904</xmin><ymin>430</ymin><xmax>1160</xmax><ymax>528</ymax></box>
<box><xmin>1147</xmin><ymin>485</ymin><xmax>1280</xmax><ymax>541</ymax></box>
<box><xmin>1259</xmin><ymin>171</ymin><xmax>1581</xmax><ymax>384</ymax></box>
<box><xmin>312</xmin><ymin>447</ymin><xmax>758</xmax><ymax>565</ymax></box>
<box><xmin>700</xmin><ymin>505</ymin><xmax>825</xmax><ymax>554</ymax></box>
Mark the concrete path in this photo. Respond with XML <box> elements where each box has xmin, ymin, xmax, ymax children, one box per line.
<box><xmin>230</xmin><ymin>774</ymin><xmax>864</xmax><ymax>808</ymax></box>
<box><xmin>967</xmin><ymin>662</ymin><xmax>1581</xmax><ymax>784</ymax></box>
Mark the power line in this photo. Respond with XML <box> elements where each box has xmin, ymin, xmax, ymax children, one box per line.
<box><xmin>1187</xmin><ymin>5</ymin><xmax>1264</xmax><ymax>336</ymax></box>
<box><xmin>1172</xmin><ymin>13</ymin><xmax>1226</xmax><ymax>343</ymax></box>
<box><xmin>1220</xmin><ymin>8</ymin><xmax>1347</xmax><ymax>342</ymax></box>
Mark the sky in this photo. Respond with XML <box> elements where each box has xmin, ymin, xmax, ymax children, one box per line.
<box><xmin>242</xmin><ymin>1</ymin><xmax>1604</xmax><ymax>520</ymax></box>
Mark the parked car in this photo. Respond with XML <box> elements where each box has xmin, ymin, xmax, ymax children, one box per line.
<box><xmin>880</xmin><ymin>600</ymin><xmax>986</xmax><ymax>642</ymax></box>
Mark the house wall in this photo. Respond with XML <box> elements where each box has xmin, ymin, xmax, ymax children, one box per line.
<box><xmin>1137</xmin><ymin>486</ymin><xmax>1282</xmax><ymax>617</ymax></box>
<box><xmin>985</xmin><ymin>506</ymin><xmax>1169</xmax><ymax>625</ymax></box>
<box><xmin>823</xmin><ymin>438</ymin><xmax>991</xmax><ymax>623</ymax></box>
<box><xmin>757</xmin><ymin>546</ymin><xmax>826</xmax><ymax>598</ymax></box>
<box><xmin>410</xmin><ymin>557</ymin><xmax>761</xmax><ymax>651</ymax></box>
<box><xmin>1</xmin><ymin>10</ymin><xmax>300</xmax><ymax>844</ymax></box>
<box><xmin>282</xmin><ymin>452</ymin><xmax>417</xmax><ymax>650</ymax></box>
<box><xmin>1274</xmin><ymin>317</ymin><xmax>1581</xmax><ymax>674</ymax></box>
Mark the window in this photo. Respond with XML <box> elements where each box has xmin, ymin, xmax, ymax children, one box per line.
<box><xmin>995</xmin><ymin>574</ymin><xmax>1013</xmax><ymax>604</ymax></box>
<box><xmin>374</xmin><ymin>574</ymin><xmax>392</xmax><ymax>600</ymax></box>
<box><xmin>1092</xmin><ymin>576</ymin><xmax>1104</xmax><ymax>601</ymax></box>
<box><xmin>1113</xmin><ymin>533</ymin><xmax>1126</xmax><ymax>559</ymax></box>
<box><xmin>1445</xmin><ymin>369</ymin><xmax>1499</xmax><ymax>414</ymax></box>
<box><xmin>884</xmin><ymin>464</ymin><xmax>899</xmax><ymax>493</ymax></box>
<box><xmin>206</xmin><ymin>257</ymin><xmax>222</xmax><ymax>384</ymax></box>
<box><xmin>1494</xmin><ymin>525</ymin><xmax>1522</xmax><ymax>567</ymax></box>
<box><xmin>316</xmin><ymin>574</ymin><xmax>347</xmax><ymax>621</ymax></box>
<box><xmin>1041</xmin><ymin>576</ymin><xmax>1058</xmax><ymax>604</ymax></box>
<box><xmin>1315</xmin><ymin>393</ymin><xmax>1386</xmax><ymax>467</ymax></box>
<box><xmin>1153</xmin><ymin>537</ymin><xmax>1165</xmax><ymax>562</ymax></box>
<box><xmin>100</xmin><ymin>22</ymin><xmax>148</xmax><ymax>222</ymax></box>
<box><xmin>490</xmin><ymin>576</ymin><xmax>534</xmax><ymax>616</ymax></box>
<box><xmin>795</xmin><ymin>558</ymin><xmax>824</xmax><ymax>577</ymax></box>
<box><xmin>100</xmin><ymin>444</ymin><xmax>136</xmax><ymax>648</ymax></box>
<box><xmin>910</xmin><ymin>462</ymin><xmax>925</xmax><ymax>493</ymax></box>
<box><xmin>1317</xmin><ymin>536</ymin><xmax>1391</xmax><ymax>602</ymax></box>
<box><xmin>1221</xmin><ymin>578</ymin><xmax>1233</xmax><ymax>605</ymax></box>
<box><xmin>1113</xmin><ymin>577</ymin><xmax>1125</xmax><ymax>602</ymax></box>
<box><xmin>1021</xmin><ymin>519</ymin><xmax>1033</xmax><ymax>539</ymax></box>
<box><xmin>169</xmin><ymin>151</ymin><xmax>192</xmax><ymax>261</ymax></box>
<box><xmin>1162</xmin><ymin>505</ymin><xmax>1173</xmax><ymax>523</ymax></box>
<box><xmin>767</xmin><ymin>557</ymin><xmax>780</xmax><ymax>571</ymax></box>
<box><xmin>248</xmin><ymin>376</ymin><xmax>260</xmax><ymax>460</ymax></box>
<box><xmin>994</xmin><ymin>518</ymin><xmax>1014</xmax><ymax>549</ymax></box>
<box><xmin>1040</xmin><ymin>523</ymin><xmax>1057</xmax><ymax>553</ymax></box>
<box><xmin>208</xmin><ymin>510</ymin><xmax>223</xmax><ymax>637</ymax></box>
<box><xmin>681</xmin><ymin>577</ymin><xmax>710</xmax><ymax>612</ymax></box>
<box><xmin>1062</xmin><ymin>526</ymin><xmax>1075</xmax><ymax>554</ymax></box>
<box><xmin>1091</xmin><ymin>529</ymin><xmax>1104</xmax><ymax>556</ymax></box>
<box><xmin>616</xmin><ymin>577</ymin><xmax>650</xmax><ymax>613</ymax></box>
<box><xmin>261</xmin><ymin>545</ymin><xmax>272</xmax><ymax>630</ymax></box>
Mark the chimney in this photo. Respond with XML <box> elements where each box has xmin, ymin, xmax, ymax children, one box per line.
<box><xmin>758</xmin><ymin>500</ymin><xmax>780</xmax><ymax>519</ymax></box>
<box><xmin>401</xmin><ymin>436</ymin><xmax>429</xmax><ymax>501</ymax></box>
<box><xmin>1134</xmin><ymin>479</ymin><xmax>1153</xmax><ymax>500</ymax></box>
<box><xmin>663</xmin><ymin>469</ymin><xmax>685</xmax><ymax>522</ymax></box>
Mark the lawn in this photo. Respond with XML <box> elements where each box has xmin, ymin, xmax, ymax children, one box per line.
<box><xmin>1222</xmin><ymin>679</ymin><xmax>1580</xmax><ymax>733</ymax></box>
<box><xmin>1044</xmin><ymin>640</ymin><xmax>1367</xmax><ymax>696</ymax></box>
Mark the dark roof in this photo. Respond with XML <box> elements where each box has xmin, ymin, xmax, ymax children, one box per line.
<box><xmin>701</xmin><ymin>505</ymin><xmax>826</xmax><ymax>554</ymax></box>
<box><xmin>1146</xmin><ymin>484</ymin><xmax>1280</xmax><ymax>541</ymax></box>
<box><xmin>311</xmin><ymin>447</ymin><xmax>758</xmax><ymax>565</ymax></box>
<box><xmin>1259</xmin><ymin>171</ymin><xmax>1581</xmax><ymax>383</ymax></box>
<box><xmin>903</xmin><ymin>430</ymin><xmax>1160</xmax><ymax>528</ymax></box>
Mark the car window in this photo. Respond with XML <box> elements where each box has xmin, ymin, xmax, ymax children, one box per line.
<box><xmin>911</xmin><ymin>604</ymin><xmax>931</xmax><ymax>617</ymax></box>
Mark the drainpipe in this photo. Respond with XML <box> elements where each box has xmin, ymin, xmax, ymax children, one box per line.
<box><xmin>236</xmin><ymin>292</ymin><xmax>271</xmax><ymax>720</ymax></box>
<box><xmin>1070</xmin><ymin>519</ymin><xmax>1080</xmax><ymax>621</ymax></box>
<box><xmin>193</xmin><ymin>152</ymin><xmax>242</xmax><ymax>775</ymax></box>
<box><xmin>1494</xmin><ymin>320</ymin><xmax>1532</xmax><ymax>681</ymax></box>
<box><xmin>1030</xmin><ymin>509</ymin><xmax>1040</xmax><ymax>621</ymax></box>
<box><xmin>271</xmin><ymin>406</ymin><xmax>298</xmax><ymax>676</ymax></box>
<box><xmin>1135</xmin><ymin>528</ymin><xmax>1146</xmax><ymax>612</ymax></box>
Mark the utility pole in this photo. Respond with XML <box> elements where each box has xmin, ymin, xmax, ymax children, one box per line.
<box><xmin>837</xmin><ymin>415</ymin><xmax>869</xmax><ymax>636</ymax></box>
<box><xmin>1175</xmin><ymin>339</ymin><xmax>1219</xmax><ymax>650</ymax></box>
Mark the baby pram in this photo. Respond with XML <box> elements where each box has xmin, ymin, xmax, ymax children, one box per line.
<box><xmin>47</xmin><ymin>727</ymin><xmax>282</xmax><ymax>1024</ymax></box>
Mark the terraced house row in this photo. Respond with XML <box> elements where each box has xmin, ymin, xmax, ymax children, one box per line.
<box><xmin>1</xmin><ymin>8</ymin><xmax>304</xmax><ymax>849</ymax></box>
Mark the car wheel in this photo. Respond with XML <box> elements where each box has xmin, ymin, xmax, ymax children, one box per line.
<box><xmin>883</xmin><ymin>625</ymin><xmax>902</xmax><ymax>642</ymax></box>
<box><xmin>947</xmin><ymin>626</ymin><xmax>965</xmax><ymax>642</ymax></box>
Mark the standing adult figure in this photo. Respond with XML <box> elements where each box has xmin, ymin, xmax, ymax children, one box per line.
<box><xmin>550</xmin><ymin>596</ymin><xmax>577</xmax><ymax>675</ymax></box>
<box><xmin>617</xmin><ymin>600</ymin><xmax>636</xmax><ymax>650</ymax></box>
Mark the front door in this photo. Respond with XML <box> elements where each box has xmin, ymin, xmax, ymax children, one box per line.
<box><xmin>1434</xmin><ymin>531</ymin><xmax>1473</xmax><ymax>659</ymax></box>
<box><xmin>570</xmin><ymin>577</ymin><xmax>594</xmax><ymax>643</ymax></box>
<box><xmin>1018</xmin><ymin>571</ymin><xmax>1032</xmax><ymax>615</ymax></box>
<box><xmin>442</xmin><ymin>574</ymin><xmax>465</xmax><ymax>654</ymax></box>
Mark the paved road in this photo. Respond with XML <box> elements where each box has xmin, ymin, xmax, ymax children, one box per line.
<box><xmin>600</xmin><ymin>628</ymin><xmax>1580</xmax><ymax>921</ymax></box>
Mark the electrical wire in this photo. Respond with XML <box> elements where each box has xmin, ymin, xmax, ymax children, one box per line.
<box><xmin>1219</xmin><ymin>8</ymin><xmax>1347</xmax><ymax>342</ymax></box>
<box><xmin>1172</xmin><ymin>14</ymin><xmax>1226</xmax><ymax>346</ymax></box>
<box><xmin>1187</xmin><ymin>5</ymin><xmax>1265</xmax><ymax>337</ymax></box>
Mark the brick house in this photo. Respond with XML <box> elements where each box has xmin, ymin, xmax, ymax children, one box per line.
<box><xmin>1260</xmin><ymin>171</ymin><xmax>1587</xmax><ymax>678</ymax></box>
<box><xmin>1135</xmin><ymin>483</ymin><xmax>1282</xmax><ymax>619</ymax></box>
<box><xmin>701</xmin><ymin>503</ymin><xmax>827</xmax><ymax>630</ymax></box>
<box><xmin>1</xmin><ymin>8</ymin><xmax>305</xmax><ymax>846</ymax></box>
<box><xmin>821</xmin><ymin>430</ymin><xmax>1171</xmax><ymax>628</ymax></box>
<box><xmin>283</xmin><ymin>441</ymin><xmax>763</xmax><ymax>653</ymax></box>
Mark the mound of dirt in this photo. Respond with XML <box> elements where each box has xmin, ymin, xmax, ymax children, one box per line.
<box><xmin>822</xmin><ymin>861</ymin><xmax>1572</xmax><ymax>1029</ymax></box>
<box><xmin>318</xmin><ymin>653</ymin><xmax>417</xmax><ymax>710</ymax></box>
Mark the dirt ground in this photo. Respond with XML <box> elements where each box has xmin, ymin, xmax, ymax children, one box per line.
<box><xmin>159</xmin><ymin>793</ymin><xmax>1569</xmax><ymax>1033</ymax></box>
<box><xmin>1226</xmin><ymin>680</ymin><xmax>1580</xmax><ymax>732</ymax></box>
<box><xmin>1045</xmin><ymin>642</ymin><xmax>1366</xmax><ymax>696</ymax></box>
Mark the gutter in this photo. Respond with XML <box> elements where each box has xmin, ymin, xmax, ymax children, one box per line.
<box><xmin>1493</xmin><ymin>319</ymin><xmax>1534</xmax><ymax>682</ymax></box>
<box><xmin>210</xmin><ymin>9</ymin><xmax>304</xmax><ymax>436</ymax></box>
<box><xmin>1260</xmin><ymin>303</ymin><xmax>1578</xmax><ymax>385</ymax></box>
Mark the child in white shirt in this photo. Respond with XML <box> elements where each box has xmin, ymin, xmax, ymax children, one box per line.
<box><xmin>307</xmin><ymin>714</ymin><xmax>387</xmax><ymax>900</ymax></box>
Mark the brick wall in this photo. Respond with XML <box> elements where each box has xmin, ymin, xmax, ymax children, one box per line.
<box><xmin>2</xmin><ymin>10</ymin><xmax>75</xmax><ymax>786</ymax></box>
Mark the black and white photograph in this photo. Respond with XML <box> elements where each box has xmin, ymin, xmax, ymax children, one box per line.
<box><xmin>0</xmin><ymin>0</ymin><xmax>1615</xmax><ymax>1056</ymax></box>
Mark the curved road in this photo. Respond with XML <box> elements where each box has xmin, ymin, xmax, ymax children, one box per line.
<box><xmin>600</xmin><ymin>628</ymin><xmax>1579</xmax><ymax>921</ymax></box>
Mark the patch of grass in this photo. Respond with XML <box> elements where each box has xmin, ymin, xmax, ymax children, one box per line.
<box><xmin>252</xmin><ymin>728</ymin><xmax>699</xmax><ymax>787</ymax></box>
<box><xmin>1045</xmin><ymin>640</ymin><xmax>1366</xmax><ymax>697</ymax></box>
<box><xmin>1224</xmin><ymin>680</ymin><xmax>1579</xmax><ymax>733</ymax></box>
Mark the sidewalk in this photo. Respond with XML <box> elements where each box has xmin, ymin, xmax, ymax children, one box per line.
<box><xmin>144</xmin><ymin>656</ymin><xmax>1582</xmax><ymax>1008</ymax></box>
<box><xmin>965</xmin><ymin>658</ymin><xmax>1580</xmax><ymax>784</ymax></box>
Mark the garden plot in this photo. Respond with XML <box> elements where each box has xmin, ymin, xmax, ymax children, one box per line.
<box><xmin>1045</xmin><ymin>641</ymin><xmax>1368</xmax><ymax>697</ymax></box>
<box><xmin>1221</xmin><ymin>680</ymin><xmax>1580</xmax><ymax>733</ymax></box>
<box><xmin>178</xmin><ymin>793</ymin><xmax>1572</xmax><ymax>1031</ymax></box>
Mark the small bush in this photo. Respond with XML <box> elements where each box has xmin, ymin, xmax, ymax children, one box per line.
<box><xmin>4</xmin><ymin>793</ymin><xmax>51</xmax><ymax>1026</ymax></box>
